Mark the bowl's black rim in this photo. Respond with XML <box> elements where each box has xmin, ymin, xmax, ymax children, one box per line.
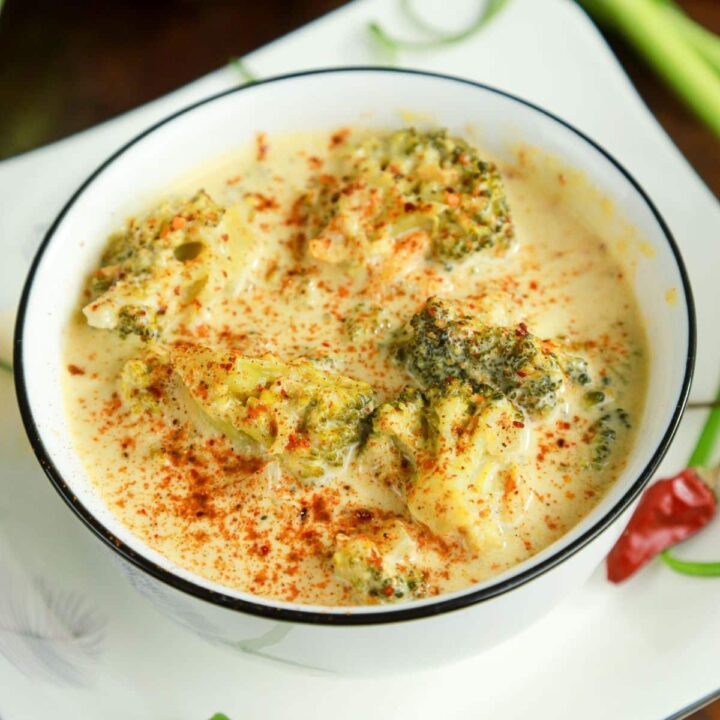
<box><xmin>14</xmin><ymin>66</ymin><xmax>696</xmax><ymax>626</ymax></box>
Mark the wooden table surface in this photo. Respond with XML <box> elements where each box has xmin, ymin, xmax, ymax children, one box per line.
<box><xmin>0</xmin><ymin>1</ymin><xmax>718</xmax><ymax>717</ymax></box>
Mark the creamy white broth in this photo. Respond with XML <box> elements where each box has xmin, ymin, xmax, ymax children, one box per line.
<box><xmin>63</xmin><ymin>128</ymin><xmax>647</xmax><ymax>605</ymax></box>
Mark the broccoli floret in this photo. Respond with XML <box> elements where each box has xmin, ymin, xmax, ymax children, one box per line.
<box><xmin>116</xmin><ymin>305</ymin><xmax>162</xmax><ymax>341</ymax></box>
<box><xmin>372</xmin><ymin>386</ymin><xmax>427</xmax><ymax>463</ymax></box>
<box><xmin>564</xmin><ymin>355</ymin><xmax>592</xmax><ymax>386</ymax></box>
<box><xmin>583</xmin><ymin>389</ymin><xmax>607</xmax><ymax>407</ymax></box>
<box><xmin>163</xmin><ymin>344</ymin><xmax>375</xmax><ymax>479</ymax></box>
<box><xmin>332</xmin><ymin>520</ymin><xmax>426</xmax><ymax>602</ymax></box>
<box><xmin>394</xmin><ymin>297</ymin><xmax>469</xmax><ymax>387</ymax></box>
<box><xmin>343</xmin><ymin>303</ymin><xmax>393</xmax><ymax>343</ymax></box>
<box><xmin>365</xmin><ymin>379</ymin><xmax>530</xmax><ymax>550</ymax></box>
<box><xmin>358</xmin><ymin>387</ymin><xmax>426</xmax><ymax>487</ymax></box>
<box><xmin>412</xmin><ymin>381</ymin><xmax>529</xmax><ymax>550</ymax></box>
<box><xmin>363</xmin><ymin>128</ymin><xmax>515</xmax><ymax>264</ymax></box>
<box><xmin>395</xmin><ymin>297</ymin><xmax>588</xmax><ymax>416</ymax></box>
<box><xmin>302</xmin><ymin>128</ymin><xmax>514</xmax><ymax>269</ymax></box>
<box><xmin>588</xmin><ymin>407</ymin><xmax>631</xmax><ymax>470</ymax></box>
<box><xmin>119</xmin><ymin>347</ymin><xmax>173</xmax><ymax>413</ymax></box>
<box><xmin>83</xmin><ymin>192</ymin><xmax>255</xmax><ymax>339</ymax></box>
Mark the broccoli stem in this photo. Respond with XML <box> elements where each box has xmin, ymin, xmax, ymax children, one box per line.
<box><xmin>0</xmin><ymin>358</ymin><xmax>12</xmax><ymax>375</ymax></box>
<box><xmin>578</xmin><ymin>0</ymin><xmax>720</xmax><ymax>137</ymax></box>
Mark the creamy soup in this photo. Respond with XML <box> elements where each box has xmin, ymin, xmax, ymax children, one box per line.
<box><xmin>63</xmin><ymin>127</ymin><xmax>646</xmax><ymax>605</ymax></box>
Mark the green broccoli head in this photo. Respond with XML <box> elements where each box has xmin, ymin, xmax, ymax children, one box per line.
<box><xmin>372</xmin><ymin>386</ymin><xmax>427</xmax><ymax>464</ymax></box>
<box><xmin>332</xmin><ymin>520</ymin><xmax>426</xmax><ymax>603</ymax></box>
<box><xmin>394</xmin><ymin>297</ymin><xmax>588</xmax><ymax>416</ymax></box>
<box><xmin>83</xmin><ymin>192</ymin><xmax>255</xmax><ymax>340</ymax></box>
<box><xmin>394</xmin><ymin>297</ymin><xmax>471</xmax><ymax>387</ymax></box>
<box><xmin>366</xmin><ymin>379</ymin><xmax>530</xmax><ymax>550</ymax></box>
<box><xmin>343</xmin><ymin>302</ymin><xmax>394</xmax><ymax>343</ymax></box>
<box><xmin>587</xmin><ymin>407</ymin><xmax>631</xmax><ymax>470</ymax></box>
<box><xmin>116</xmin><ymin>305</ymin><xmax>163</xmax><ymax>341</ymax></box>
<box><xmin>412</xmin><ymin>381</ymin><xmax>529</xmax><ymax>549</ymax></box>
<box><xmin>119</xmin><ymin>347</ymin><xmax>173</xmax><ymax>413</ymax></box>
<box><xmin>302</xmin><ymin>128</ymin><xmax>514</xmax><ymax>269</ymax></box>
<box><xmin>359</xmin><ymin>128</ymin><xmax>515</xmax><ymax>264</ymax></box>
<box><xmin>162</xmin><ymin>344</ymin><xmax>376</xmax><ymax>479</ymax></box>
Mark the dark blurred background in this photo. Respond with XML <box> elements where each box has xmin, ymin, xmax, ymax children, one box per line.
<box><xmin>0</xmin><ymin>0</ymin><xmax>718</xmax><ymax>197</ymax></box>
<box><xmin>0</xmin><ymin>0</ymin><xmax>346</xmax><ymax>157</ymax></box>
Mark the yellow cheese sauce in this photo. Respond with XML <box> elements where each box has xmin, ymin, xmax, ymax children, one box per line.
<box><xmin>63</xmin><ymin>127</ymin><xmax>647</xmax><ymax>605</ymax></box>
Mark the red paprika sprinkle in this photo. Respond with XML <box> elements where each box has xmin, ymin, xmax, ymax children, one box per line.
<box><xmin>606</xmin><ymin>468</ymin><xmax>716</xmax><ymax>583</ymax></box>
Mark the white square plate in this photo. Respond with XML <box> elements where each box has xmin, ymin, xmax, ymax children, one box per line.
<box><xmin>0</xmin><ymin>1</ymin><xmax>718</xmax><ymax>717</ymax></box>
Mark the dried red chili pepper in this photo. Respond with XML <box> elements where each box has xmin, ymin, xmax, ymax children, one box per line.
<box><xmin>606</xmin><ymin>468</ymin><xmax>716</xmax><ymax>583</ymax></box>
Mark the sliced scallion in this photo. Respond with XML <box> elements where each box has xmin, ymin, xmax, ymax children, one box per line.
<box><xmin>656</xmin><ymin>0</ymin><xmax>720</xmax><ymax>73</ymax></box>
<box><xmin>369</xmin><ymin>0</ymin><xmax>510</xmax><ymax>52</ymax></box>
<box><xmin>578</xmin><ymin>0</ymin><xmax>720</xmax><ymax>137</ymax></box>
<box><xmin>661</xmin><ymin>386</ymin><xmax>720</xmax><ymax>575</ymax></box>
<box><xmin>228</xmin><ymin>58</ymin><xmax>258</xmax><ymax>84</ymax></box>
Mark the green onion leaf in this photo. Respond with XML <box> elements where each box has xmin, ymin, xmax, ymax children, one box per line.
<box><xmin>687</xmin><ymin>386</ymin><xmax>720</xmax><ymax>469</ymax></box>
<box><xmin>655</xmin><ymin>0</ymin><xmax>720</xmax><ymax>73</ymax></box>
<box><xmin>369</xmin><ymin>0</ymin><xmax>510</xmax><ymax>52</ymax></box>
<box><xmin>661</xmin><ymin>385</ymin><xmax>720</xmax><ymax>575</ymax></box>
<box><xmin>660</xmin><ymin>550</ymin><xmax>720</xmax><ymax>576</ymax></box>
<box><xmin>368</xmin><ymin>22</ymin><xmax>400</xmax><ymax>65</ymax></box>
<box><xmin>577</xmin><ymin>0</ymin><xmax>720</xmax><ymax>138</ymax></box>
<box><xmin>228</xmin><ymin>58</ymin><xmax>258</xmax><ymax>84</ymax></box>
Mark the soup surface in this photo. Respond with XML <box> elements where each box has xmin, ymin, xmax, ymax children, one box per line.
<box><xmin>64</xmin><ymin>127</ymin><xmax>647</xmax><ymax>605</ymax></box>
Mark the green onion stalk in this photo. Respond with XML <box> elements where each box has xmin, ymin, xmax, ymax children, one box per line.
<box><xmin>658</xmin><ymin>0</ymin><xmax>720</xmax><ymax>72</ymax></box>
<box><xmin>661</xmin><ymin>385</ymin><xmax>720</xmax><ymax>575</ymax></box>
<box><xmin>228</xmin><ymin>58</ymin><xmax>258</xmax><ymax>84</ymax></box>
<box><xmin>368</xmin><ymin>0</ymin><xmax>510</xmax><ymax>56</ymax></box>
<box><xmin>577</xmin><ymin>0</ymin><xmax>720</xmax><ymax>138</ymax></box>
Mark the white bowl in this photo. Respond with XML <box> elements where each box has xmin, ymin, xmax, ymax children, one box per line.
<box><xmin>14</xmin><ymin>68</ymin><xmax>694</xmax><ymax>674</ymax></box>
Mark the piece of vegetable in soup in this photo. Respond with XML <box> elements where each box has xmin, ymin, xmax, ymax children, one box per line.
<box><xmin>301</xmin><ymin>128</ymin><xmax>514</xmax><ymax>270</ymax></box>
<box><xmin>83</xmin><ymin>191</ymin><xmax>254</xmax><ymax>339</ymax></box>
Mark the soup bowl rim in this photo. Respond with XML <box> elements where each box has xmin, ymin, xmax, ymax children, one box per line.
<box><xmin>13</xmin><ymin>66</ymin><xmax>696</xmax><ymax>626</ymax></box>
